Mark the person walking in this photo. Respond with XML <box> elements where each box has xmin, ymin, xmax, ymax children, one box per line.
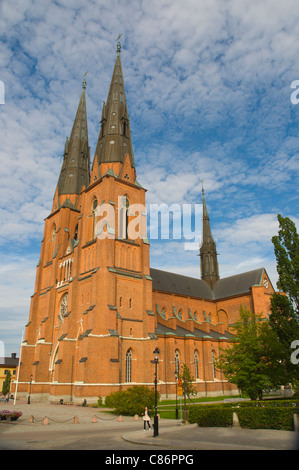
<box><xmin>142</xmin><ymin>407</ymin><xmax>151</xmax><ymax>431</ymax></box>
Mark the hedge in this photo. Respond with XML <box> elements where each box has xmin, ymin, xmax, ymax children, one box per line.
<box><xmin>237</xmin><ymin>407</ymin><xmax>296</xmax><ymax>431</ymax></box>
<box><xmin>188</xmin><ymin>401</ymin><xmax>299</xmax><ymax>431</ymax></box>
<box><xmin>188</xmin><ymin>406</ymin><xmax>233</xmax><ymax>427</ymax></box>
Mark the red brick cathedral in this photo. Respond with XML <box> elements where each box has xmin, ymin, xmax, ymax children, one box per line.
<box><xmin>16</xmin><ymin>43</ymin><xmax>274</xmax><ymax>402</ymax></box>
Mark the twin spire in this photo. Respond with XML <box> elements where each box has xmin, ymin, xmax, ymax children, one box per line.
<box><xmin>57</xmin><ymin>38</ymin><xmax>134</xmax><ymax>198</ymax></box>
<box><xmin>55</xmin><ymin>40</ymin><xmax>220</xmax><ymax>288</ymax></box>
<box><xmin>57</xmin><ymin>76</ymin><xmax>90</xmax><ymax>196</ymax></box>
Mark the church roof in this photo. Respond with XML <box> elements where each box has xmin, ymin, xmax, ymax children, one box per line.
<box><xmin>150</xmin><ymin>267</ymin><xmax>265</xmax><ymax>301</ymax></box>
<box><xmin>155</xmin><ymin>322</ymin><xmax>233</xmax><ymax>341</ymax></box>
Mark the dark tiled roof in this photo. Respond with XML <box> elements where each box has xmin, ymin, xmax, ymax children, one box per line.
<box><xmin>212</xmin><ymin>268</ymin><xmax>264</xmax><ymax>299</ymax></box>
<box><xmin>0</xmin><ymin>356</ymin><xmax>19</xmax><ymax>367</ymax></box>
<box><xmin>150</xmin><ymin>268</ymin><xmax>214</xmax><ymax>300</ymax></box>
<box><xmin>150</xmin><ymin>267</ymin><xmax>265</xmax><ymax>301</ymax></box>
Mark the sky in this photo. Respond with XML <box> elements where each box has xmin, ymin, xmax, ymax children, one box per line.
<box><xmin>0</xmin><ymin>0</ymin><xmax>298</xmax><ymax>356</ymax></box>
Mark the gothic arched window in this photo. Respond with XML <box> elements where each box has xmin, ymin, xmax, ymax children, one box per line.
<box><xmin>119</xmin><ymin>195</ymin><xmax>129</xmax><ymax>239</ymax></box>
<box><xmin>52</xmin><ymin>224</ymin><xmax>57</xmax><ymax>258</ymax></box>
<box><xmin>59</xmin><ymin>293</ymin><xmax>68</xmax><ymax>320</ymax></box>
<box><xmin>194</xmin><ymin>350</ymin><xmax>199</xmax><ymax>379</ymax></box>
<box><xmin>92</xmin><ymin>198</ymin><xmax>98</xmax><ymax>239</ymax></box>
<box><xmin>126</xmin><ymin>349</ymin><xmax>132</xmax><ymax>383</ymax></box>
<box><xmin>175</xmin><ymin>349</ymin><xmax>180</xmax><ymax>375</ymax></box>
<box><xmin>211</xmin><ymin>350</ymin><xmax>217</xmax><ymax>379</ymax></box>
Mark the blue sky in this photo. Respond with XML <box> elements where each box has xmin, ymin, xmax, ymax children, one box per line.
<box><xmin>0</xmin><ymin>0</ymin><xmax>298</xmax><ymax>356</ymax></box>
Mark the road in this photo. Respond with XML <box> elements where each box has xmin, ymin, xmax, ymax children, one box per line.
<box><xmin>0</xmin><ymin>422</ymin><xmax>166</xmax><ymax>450</ymax></box>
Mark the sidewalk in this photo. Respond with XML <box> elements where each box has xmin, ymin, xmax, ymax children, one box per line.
<box><xmin>122</xmin><ymin>423</ymin><xmax>298</xmax><ymax>450</ymax></box>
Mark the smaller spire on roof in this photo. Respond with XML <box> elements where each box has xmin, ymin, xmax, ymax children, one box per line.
<box><xmin>200</xmin><ymin>188</ymin><xmax>220</xmax><ymax>288</ymax></box>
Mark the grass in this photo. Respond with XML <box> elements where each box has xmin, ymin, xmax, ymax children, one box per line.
<box><xmin>156</xmin><ymin>395</ymin><xmax>244</xmax><ymax>420</ymax></box>
<box><xmin>158</xmin><ymin>395</ymin><xmax>239</xmax><ymax>406</ymax></box>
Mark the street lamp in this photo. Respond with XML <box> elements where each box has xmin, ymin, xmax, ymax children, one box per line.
<box><xmin>152</xmin><ymin>347</ymin><xmax>160</xmax><ymax>437</ymax></box>
<box><xmin>174</xmin><ymin>368</ymin><xmax>179</xmax><ymax>420</ymax></box>
<box><xmin>27</xmin><ymin>374</ymin><xmax>33</xmax><ymax>405</ymax></box>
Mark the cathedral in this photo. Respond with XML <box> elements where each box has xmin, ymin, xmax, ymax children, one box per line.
<box><xmin>16</xmin><ymin>42</ymin><xmax>275</xmax><ymax>402</ymax></box>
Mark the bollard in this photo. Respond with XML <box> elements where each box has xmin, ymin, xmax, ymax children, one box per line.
<box><xmin>232</xmin><ymin>412</ymin><xmax>240</xmax><ymax>427</ymax></box>
<box><xmin>92</xmin><ymin>415</ymin><xmax>97</xmax><ymax>423</ymax></box>
<box><xmin>294</xmin><ymin>414</ymin><xmax>299</xmax><ymax>432</ymax></box>
<box><xmin>43</xmin><ymin>417</ymin><xmax>49</xmax><ymax>425</ymax></box>
<box><xmin>134</xmin><ymin>414</ymin><xmax>139</xmax><ymax>421</ymax></box>
<box><xmin>73</xmin><ymin>416</ymin><xmax>79</xmax><ymax>424</ymax></box>
<box><xmin>117</xmin><ymin>415</ymin><xmax>123</xmax><ymax>422</ymax></box>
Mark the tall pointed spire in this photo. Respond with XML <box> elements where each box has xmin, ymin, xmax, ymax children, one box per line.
<box><xmin>57</xmin><ymin>77</ymin><xmax>90</xmax><ymax>197</ymax></box>
<box><xmin>94</xmin><ymin>38</ymin><xmax>135</xmax><ymax>174</ymax></box>
<box><xmin>199</xmin><ymin>185</ymin><xmax>220</xmax><ymax>288</ymax></box>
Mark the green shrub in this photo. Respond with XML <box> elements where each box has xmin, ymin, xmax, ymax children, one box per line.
<box><xmin>237</xmin><ymin>407</ymin><xmax>297</xmax><ymax>431</ymax></box>
<box><xmin>104</xmin><ymin>386</ymin><xmax>159</xmax><ymax>416</ymax></box>
<box><xmin>188</xmin><ymin>402</ymin><xmax>299</xmax><ymax>431</ymax></box>
<box><xmin>188</xmin><ymin>406</ymin><xmax>233</xmax><ymax>427</ymax></box>
<box><xmin>97</xmin><ymin>396</ymin><xmax>102</xmax><ymax>406</ymax></box>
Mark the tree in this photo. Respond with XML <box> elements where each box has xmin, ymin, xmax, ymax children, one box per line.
<box><xmin>216</xmin><ymin>307</ymin><xmax>278</xmax><ymax>400</ymax></box>
<box><xmin>178</xmin><ymin>363</ymin><xmax>197</xmax><ymax>422</ymax></box>
<box><xmin>271</xmin><ymin>214</ymin><xmax>299</xmax><ymax>313</ymax></box>
<box><xmin>2</xmin><ymin>370</ymin><xmax>11</xmax><ymax>396</ymax></box>
<box><xmin>269</xmin><ymin>214</ymin><xmax>299</xmax><ymax>384</ymax></box>
<box><xmin>178</xmin><ymin>363</ymin><xmax>197</xmax><ymax>400</ymax></box>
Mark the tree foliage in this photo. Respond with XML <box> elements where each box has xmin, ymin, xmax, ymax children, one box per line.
<box><xmin>271</xmin><ymin>214</ymin><xmax>299</xmax><ymax>313</ymax></box>
<box><xmin>178</xmin><ymin>363</ymin><xmax>197</xmax><ymax>399</ymax></box>
<box><xmin>2</xmin><ymin>370</ymin><xmax>11</xmax><ymax>396</ymax></box>
<box><xmin>216</xmin><ymin>307</ymin><xmax>281</xmax><ymax>400</ymax></box>
<box><xmin>269</xmin><ymin>214</ymin><xmax>299</xmax><ymax>384</ymax></box>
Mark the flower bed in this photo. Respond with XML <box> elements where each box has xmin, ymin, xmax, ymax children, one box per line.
<box><xmin>0</xmin><ymin>410</ymin><xmax>22</xmax><ymax>421</ymax></box>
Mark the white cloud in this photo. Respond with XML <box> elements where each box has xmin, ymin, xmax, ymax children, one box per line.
<box><xmin>0</xmin><ymin>0</ymin><xmax>299</xmax><ymax>353</ymax></box>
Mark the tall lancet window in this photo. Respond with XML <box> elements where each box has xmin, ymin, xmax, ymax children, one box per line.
<box><xmin>91</xmin><ymin>198</ymin><xmax>98</xmax><ymax>239</ymax></box>
<box><xmin>175</xmin><ymin>349</ymin><xmax>180</xmax><ymax>375</ymax></box>
<box><xmin>126</xmin><ymin>349</ymin><xmax>132</xmax><ymax>383</ymax></box>
<box><xmin>211</xmin><ymin>350</ymin><xmax>217</xmax><ymax>379</ymax></box>
<box><xmin>52</xmin><ymin>224</ymin><xmax>57</xmax><ymax>258</ymax></box>
<box><xmin>119</xmin><ymin>195</ymin><xmax>129</xmax><ymax>239</ymax></box>
<box><xmin>194</xmin><ymin>350</ymin><xmax>199</xmax><ymax>379</ymax></box>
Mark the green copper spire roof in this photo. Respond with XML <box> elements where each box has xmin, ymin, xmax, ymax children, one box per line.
<box><xmin>57</xmin><ymin>77</ymin><xmax>90</xmax><ymax>195</ymax></box>
<box><xmin>94</xmin><ymin>40</ymin><xmax>135</xmax><ymax>169</ymax></box>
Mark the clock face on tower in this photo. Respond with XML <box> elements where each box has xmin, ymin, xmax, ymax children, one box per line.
<box><xmin>59</xmin><ymin>293</ymin><xmax>68</xmax><ymax>318</ymax></box>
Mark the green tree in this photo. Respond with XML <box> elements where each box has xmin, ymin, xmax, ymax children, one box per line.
<box><xmin>269</xmin><ymin>214</ymin><xmax>299</xmax><ymax>383</ymax></box>
<box><xmin>216</xmin><ymin>307</ymin><xmax>277</xmax><ymax>400</ymax></box>
<box><xmin>2</xmin><ymin>370</ymin><xmax>11</xmax><ymax>396</ymax></box>
<box><xmin>178</xmin><ymin>363</ymin><xmax>197</xmax><ymax>422</ymax></box>
<box><xmin>271</xmin><ymin>214</ymin><xmax>299</xmax><ymax>313</ymax></box>
<box><xmin>178</xmin><ymin>363</ymin><xmax>197</xmax><ymax>400</ymax></box>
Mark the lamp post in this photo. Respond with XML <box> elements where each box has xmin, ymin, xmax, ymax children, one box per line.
<box><xmin>174</xmin><ymin>369</ymin><xmax>179</xmax><ymax>420</ymax></box>
<box><xmin>27</xmin><ymin>374</ymin><xmax>33</xmax><ymax>405</ymax></box>
<box><xmin>152</xmin><ymin>347</ymin><xmax>160</xmax><ymax>437</ymax></box>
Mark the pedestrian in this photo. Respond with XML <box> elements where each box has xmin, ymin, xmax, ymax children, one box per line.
<box><xmin>142</xmin><ymin>407</ymin><xmax>151</xmax><ymax>431</ymax></box>
<box><xmin>4</xmin><ymin>394</ymin><xmax>9</xmax><ymax>403</ymax></box>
